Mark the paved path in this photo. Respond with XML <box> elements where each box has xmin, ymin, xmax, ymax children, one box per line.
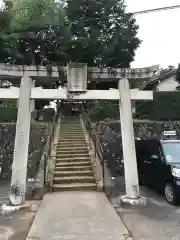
<box><xmin>26</xmin><ymin>191</ymin><xmax>129</xmax><ymax>240</ymax></box>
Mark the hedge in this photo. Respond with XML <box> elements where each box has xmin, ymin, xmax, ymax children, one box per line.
<box><xmin>0</xmin><ymin>107</ymin><xmax>55</xmax><ymax>122</ymax></box>
<box><xmin>87</xmin><ymin>101</ymin><xmax>119</xmax><ymax>121</ymax></box>
<box><xmin>87</xmin><ymin>92</ymin><xmax>180</xmax><ymax>121</ymax></box>
<box><xmin>0</xmin><ymin>107</ymin><xmax>17</xmax><ymax>122</ymax></box>
<box><xmin>35</xmin><ymin>108</ymin><xmax>55</xmax><ymax>122</ymax></box>
<box><xmin>136</xmin><ymin>92</ymin><xmax>180</xmax><ymax>120</ymax></box>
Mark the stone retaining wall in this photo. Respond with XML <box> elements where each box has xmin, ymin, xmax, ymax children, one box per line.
<box><xmin>0</xmin><ymin>123</ymin><xmax>48</xmax><ymax>180</ymax></box>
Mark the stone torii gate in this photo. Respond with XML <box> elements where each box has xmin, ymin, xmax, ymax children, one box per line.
<box><xmin>0</xmin><ymin>63</ymin><xmax>158</xmax><ymax>206</ymax></box>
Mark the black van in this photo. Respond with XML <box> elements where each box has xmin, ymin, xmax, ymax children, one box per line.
<box><xmin>135</xmin><ymin>138</ymin><xmax>180</xmax><ymax>205</ymax></box>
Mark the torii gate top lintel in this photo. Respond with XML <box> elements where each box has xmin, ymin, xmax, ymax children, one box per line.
<box><xmin>0</xmin><ymin>62</ymin><xmax>159</xmax><ymax>100</ymax></box>
<box><xmin>0</xmin><ymin>63</ymin><xmax>159</xmax><ymax>80</ymax></box>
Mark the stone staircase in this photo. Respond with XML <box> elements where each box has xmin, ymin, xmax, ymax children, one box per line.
<box><xmin>52</xmin><ymin>116</ymin><xmax>97</xmax><ymax>191</ymax></box>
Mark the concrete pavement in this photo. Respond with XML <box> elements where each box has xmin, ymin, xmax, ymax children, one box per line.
<box><xmin>26</xmin><ymin>191</ymin><xmax>130</xmax><ymax>240</ymax></box>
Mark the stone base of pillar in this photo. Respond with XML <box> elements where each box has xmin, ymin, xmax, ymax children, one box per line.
<box><xmin>0</xmin><ymin>203</ymin><xmax>30</xmax><ymax>216</ymax></box>
<box><xmin>120</xmin><ymin>195</ymin><xmax>147</xmax><ymax>206</ymax></box>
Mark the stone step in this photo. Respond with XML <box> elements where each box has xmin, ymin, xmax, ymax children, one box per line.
<box><xmin>61</xmin><ymin>128</ymin><xmax>82</xmax><ymax>130</ymax></box>
<box><xmin>61</xmin><ymin>126</ymin><xmax>81</xmax><ymax>128</ymax></box>
<box><xmin>56</xmin><ymin>149</ymin><xmax>88</xmax><ymax>154</ymax></box>
<box><xmin>58</xmin><ymin>141</ymin><xmax>85</xmax><ymax>145</ymax></box>
<box><xmin>61</xmin><ymin>125</ymin><xmax>82</xmax><ymax>127</ymax></box>
<box><xmin>60</xmin><ymin>128</ymin><xmax>82</xmax><ymax>130</ymax></box>
<box><xmin>59</xmin><ymin>138</ymin><xmax>85</xmax><ymax>142</ymax></box>
<box><xmin>56</xmin><ymin>146</ymin><xmax>88</xmax><ymax>151</ymax></box>
<box><xmin>59</xmin><ymin>134</ymin><xmax>84</xmax><ymax>138</ymax></box>
<box><xmin>55</xmin><ymin>158</ymin><xmax>90</xmax><ymax>164</ymax></box>
<box><xmin>61</xmin><ymin>119</ymin><xmax>80</xmax><ymax>121</ymax></box>
<box><xmin>54</xmin><ymin>165</ymin><xmax>92</xmax><ymax>172</ymax></box>
<box><xmin>58</xmin><ymin>136</ymin><xmax>85</xmax><ymax>139</ymax></box>
<box><xmin>56</xmin><ymin>153</ymin><xmax>89</xmax><ymax>158</ymax></box>
<box><xmin>53</xmin><ymin>170</ymin><xmax>94</xmax><ymax>177</ymax></box>
<box><xmin>52</xmin><ymin>183</ymin><xmax>97</xmax><ymax>192</ymax></box>
<box><xmin>58</xmin><ymin>138</ymin><xmax>85</xmax><ymax>141</ymax></box>
<box><xmin>57</xmin><ymin>144</ymin><xmax>87</xmax><ymax>148</ymax></box>
<box><xmin>60</xmin><ymin>127</ymin><xmax>82</xmax><ymax>130</ymax></box>
<box><xmin>60</xmin><ymin>125</ymin><xmax>82</xmax><ymax>128</ymax></box>
<box><xmin>61</xmin><ymin>121</ymin><xmax>80</xmax><ymax>122</ymax></box>
<box><xmin>57</xmin><ymin>145</ymin><xmax>87</xmax><ymax>149</ymax></box>
<box><xmin>57</xmin><ymin>141</ymin><xmax>86</xmax><ymax>145</ymax></box>
<box><xmin>56</xmin><ymin>155</ymin><xmax>90</xmax><ymax>159</ymax></box>
<box><xmin>58</xmin><ymin>137</ymin><xmax>85</xmax><ymax>141</ymax></box>
<box><xmin>59</xmin><ymin>132</ymin><xmax>84</xmax><ymax>135</ymax></box>
<box><xmin>53</xmin><ymin>176</ymin><xmax>95</xmax><ymax>184</ymax></box>
<box><xmin>60</xmin><ymin>130</ymin><xmax>84</xmax><ymax>136</ymax></box>
<box><xmin>55</xmin><ymin>161</ymin><xmax>91</xmax><ymax>167</ymax></box>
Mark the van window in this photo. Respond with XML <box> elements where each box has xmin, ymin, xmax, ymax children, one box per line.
<box><xmin>162</xmin><ymin>142</ymin><xmax>180</xmax><ymax>163</ymax></box>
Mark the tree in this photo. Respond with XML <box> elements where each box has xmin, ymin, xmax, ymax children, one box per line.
<box><xmin>0</xmin><ymin>1</ymin><xmax>13</xmax><ymax>63</ymax></box>
<box><xmin>176</xmin><ymin>63</ymin><xmax>180</xmax><ymax>84</ymax></box>
<box><xmin>8</xmin><ymin>0</ymin><xmax>69</xmax><ymax>66</ymax></box>
<box><xmin>0</xmin><ymin>0</ymin><xmax>69</xmax><ymax>108</ymax></box>
<box><xmin>158</xmin><ymin>65</ymin><xmax>175</xmax><ymax>76</ymax></box>
<box><xmin>66</xmin><ymin>0</ymin><xmax>141</xmax><ymax>67</ymax></box>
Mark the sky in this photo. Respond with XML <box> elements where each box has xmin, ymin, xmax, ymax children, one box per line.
<box><xmin>126</xmin><ymin>0</ymin><xmax>180</xmax><ymax>69</ymax></box>
<box><xmin>0</xmin><ymin>0</ymin><xmax>179</xmax><ymax>69</ymax></box>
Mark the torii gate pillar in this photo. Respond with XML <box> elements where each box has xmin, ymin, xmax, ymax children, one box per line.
<box><xmin>10</xmin><ymin>74</ymin><xmax>33</xmax><ymax>206</ymax></box>
<box><xmin>16</xmin><ymin>80</ymin><xmax>35</xmax><ymax>112</ymax></box>
<box><xmin>119</xmin><ymin>79</ymin><xmax>146</xmax><ymax>205</ymax></box>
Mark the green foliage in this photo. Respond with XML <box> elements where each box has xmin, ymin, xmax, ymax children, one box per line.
<box><xmin>176</xmin><ymin>63</ymin><xmax>180</xmax><ymax>84</ymax></box>
<box><xmin>87</xmin><ymin>101</ymin><xmax>119</xmax><ymax>121</ymax></box>
<box><xmin>0</xmin><ymin>0</ymin><xmax>140</xmax><ymax>68</ymax></box>
<box><xmin>35</xmin><ymin>108</ymin><xmax>55</xmax><ymax>121</ymax></box>
<box><xmin>66</xmin><ymin>0</ymin><xmax>141</xmax><ymax>67</ymax></box>
<box><xmin>0</xmin><ymin>106</ymin><xmax>55</xmax><ymax>122</ymax></box>
<box><xmin>7</xmin><ymin>0</ymin><xmax>68</xmax><ymax>66</ymax></box>
<box><xmin>88</xmin><ymin>92</ymin><xmax>180</xmax><ymax>122</ymax></box>
<box><xmin>0</xmin><ymin>107</ymin><xmax>17</xmax><ymax>122</ymax></box>
<box><xmin>136</xmin><ymin>92</ymin><xmax>180</xmax><ymax>121</ymax></box>
<box><xmin>11</xmin><ymin>0</ymin><xmax>63</xmax><ymax>29</ymax></box>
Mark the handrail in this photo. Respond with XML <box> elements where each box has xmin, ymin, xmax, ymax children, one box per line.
<box><xmin>81</xmin><ymin>104</ymin><xmax>104</xmax><ymax>165</ymax></box>
<box><xmin>81</xmin><ymin>103</ymin><xmax>116</xmax><ymax>197</ymax></box>
<box><xmin>43</xmin><ymin>108</ymin><xmax>58</xmax><ymax>185</ymax></box>
<box><xmin>33</xmin><ymin>103</ymin><xmax>60</xmax><ymax>192</ymax></box>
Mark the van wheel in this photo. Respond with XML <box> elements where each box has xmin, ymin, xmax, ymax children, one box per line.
<box><xmin>164</xmin><ymin>183</ymin><xmax>177</xmax><ymax>205</ymax></box>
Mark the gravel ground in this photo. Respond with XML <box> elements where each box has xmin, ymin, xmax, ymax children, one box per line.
<box><xmin>111</xmin><ymin>177</ymin><xmax>180</xmax><ymax>240</ymax></box>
